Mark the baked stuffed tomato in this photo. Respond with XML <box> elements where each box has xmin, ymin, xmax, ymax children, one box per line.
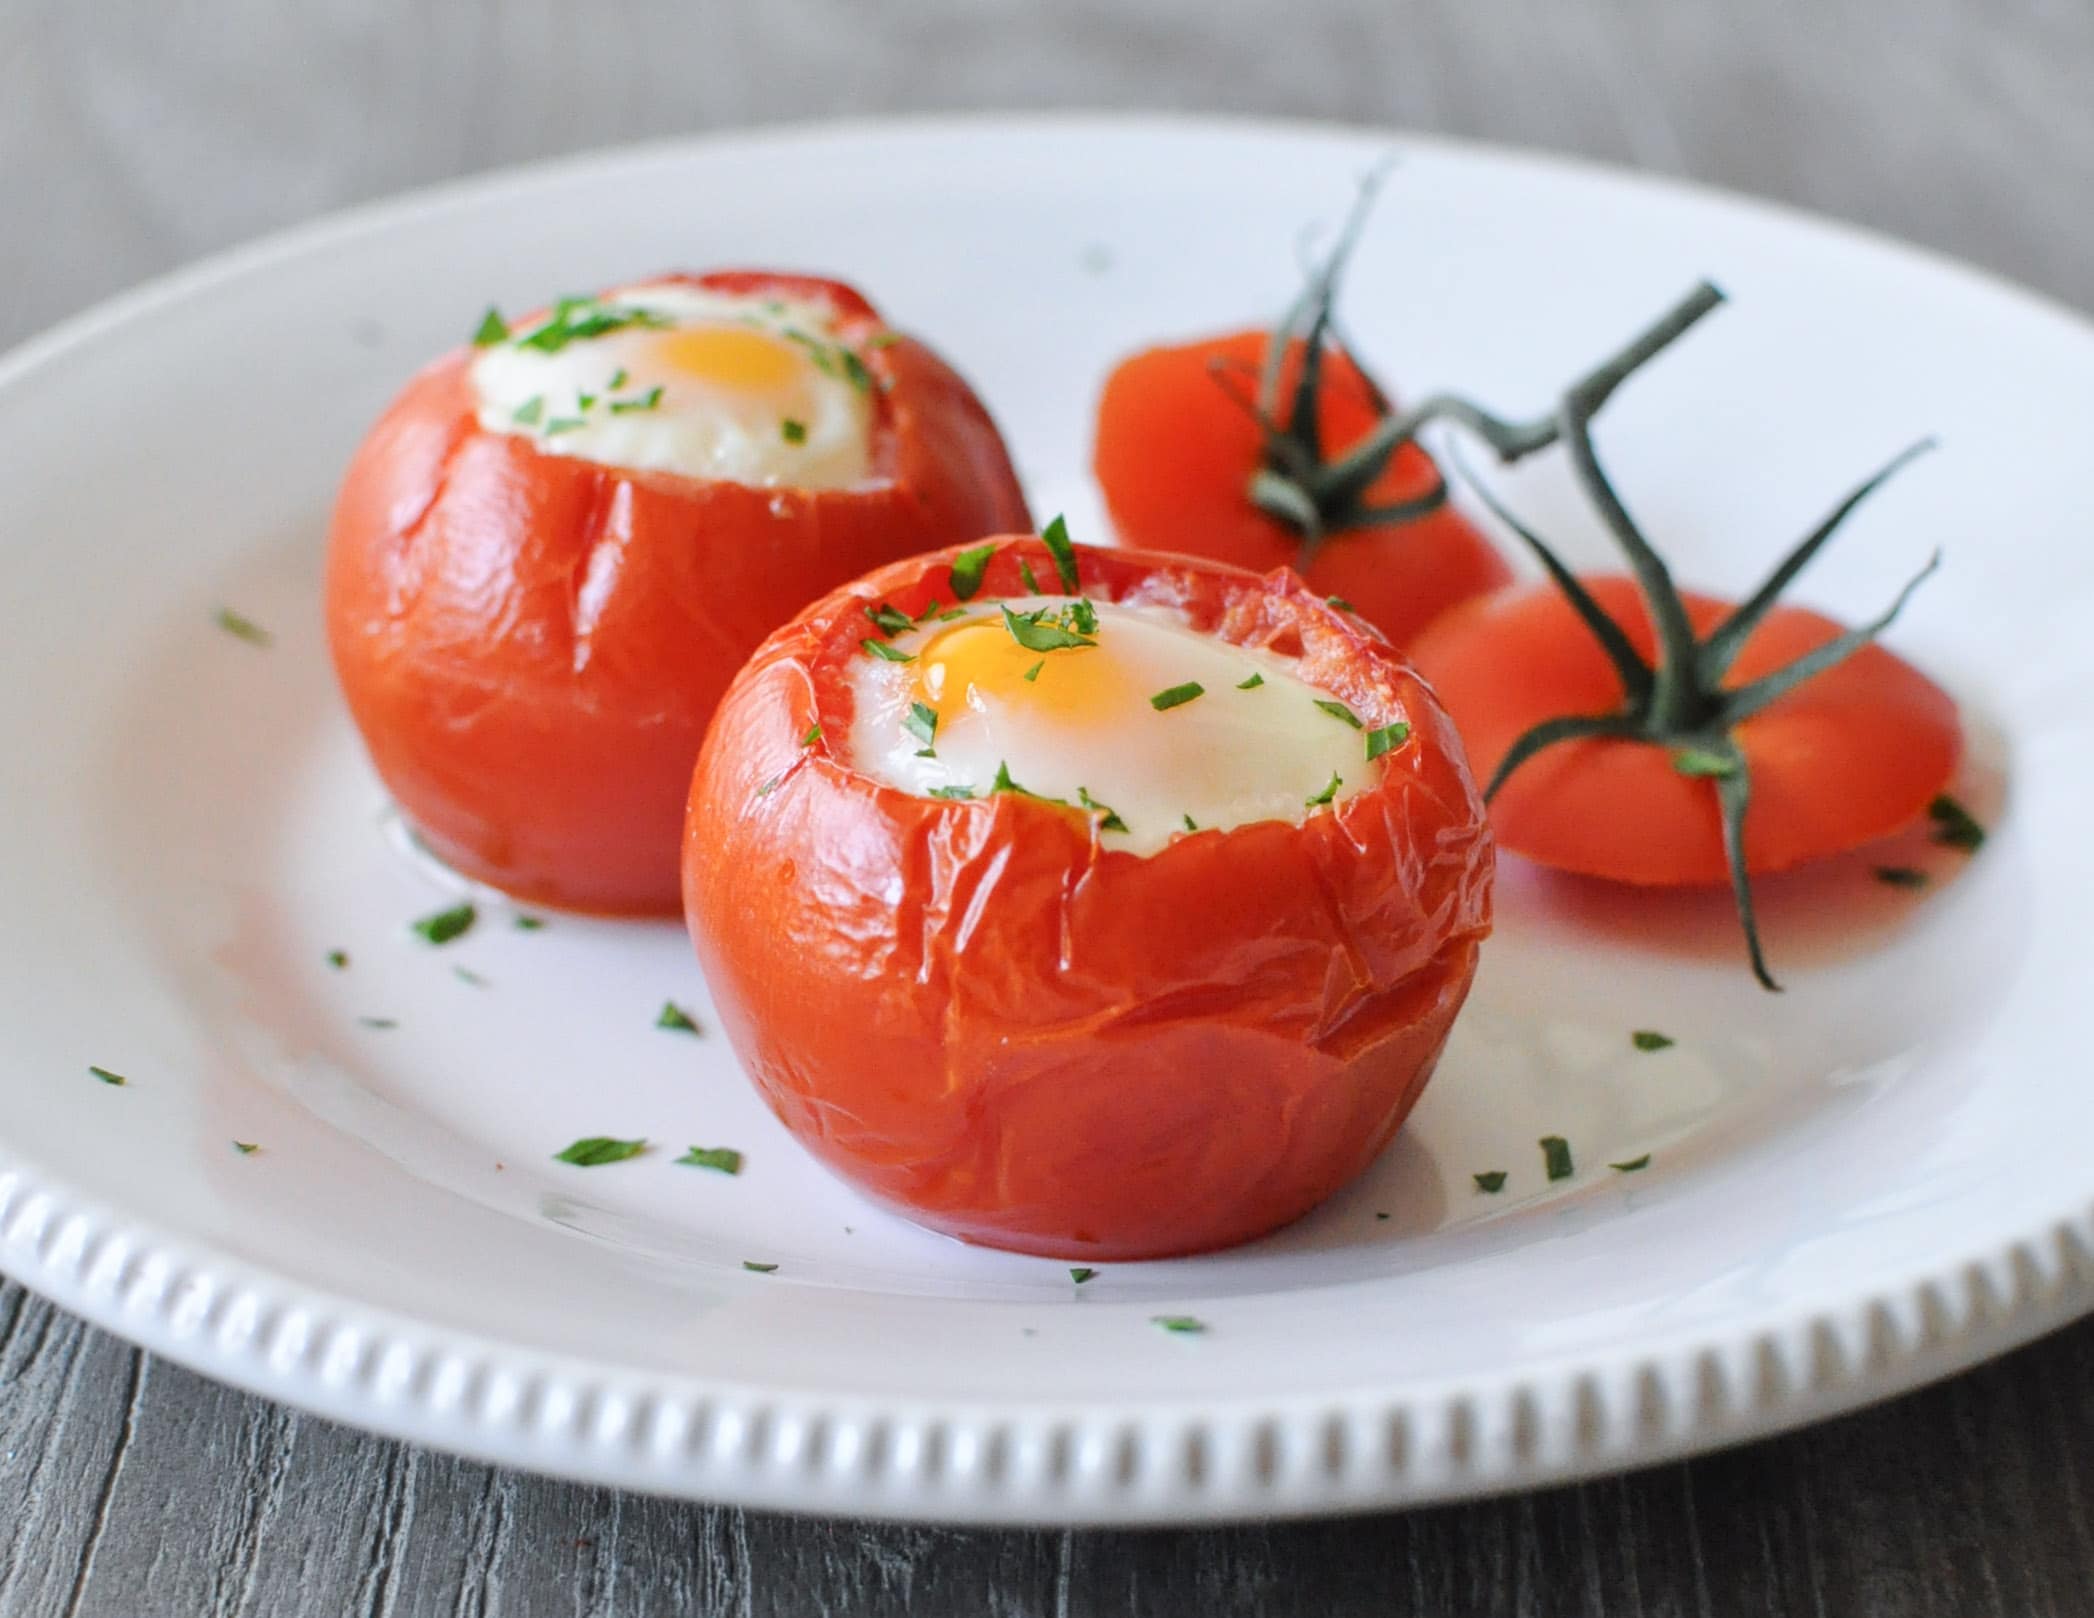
<box><xmin>326</xmin><ymin>271</ymin><xmax>1030</xmax><ymax>913</ymax></box>
<box><xmin>683</xmin><ymin>528</ymin><xmax>1494</xmax><ymax>1259</ymax></box>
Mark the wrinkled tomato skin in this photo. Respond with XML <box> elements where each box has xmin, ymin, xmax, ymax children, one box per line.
<box><xmin>684</xmin><ymin>539</ymin><xmax>1494</xmax><ymax>1259</ymax></box>
<box><xmin>325</xmin><ymin>271</ymin><xmax>1031</xmax><ymax>914</ymax></box>
<box><xmin>1092</xmin><ymin>331</ymin><xmax>1514</xmax><ymax>651</ymax></box>
<box><xmin>1409</xmin><ymin>575</ymin><xmax>1963</xmax><ymax>885</ymax></box>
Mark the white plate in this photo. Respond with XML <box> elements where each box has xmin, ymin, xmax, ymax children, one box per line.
<box><xmin>2</xmin><ymin>115</ymin><xmax>2091</xmax><ymax>1527</ymax></box>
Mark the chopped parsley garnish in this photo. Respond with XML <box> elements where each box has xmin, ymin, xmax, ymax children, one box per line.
<box><xmin>781</xmin><ymin>417</ymin><xmax>808</xmax><ymax>445</ymax></box>
<box><xmin>949</xmin><ymin>542</ymin><xmax>997</xmax><ymax>601</ymax></box>
<box><xmin>1078</xmin><ymin>787</ymin><xmax>1128</xmax><ymax>833</ymax></box>
<box><xmin>1019</xmin><ymin>558</ymin><xmax>1040</xmax><ymax>593</ymax></box>
<box><xmin>514</xmin><ymin>915</ymin><xmax>546</xmax><ymax>931</ymax></box>
<box><xmin>1305</xmin><ymin>772</ymin><xmax>1342</xmax><ymax>807</ymax></box>
<box><xmin>326</xmin><ymin>950</ymin><xmax>349</xmax><ymax>970</ymax></box>
<box><xmin>782</xmin><ymin>328</ymin><xmax>874</xmax><ymax>393</ymax></box>
<box><xmin>905</xmin><ymin>702</ymin><xmax>939</xmax><ymax>746</ymax></box>
<box><xmin>608</xmin><ymin>368</ymin><xmax>629</xmax><ymax>390</ymax></box>
<box><xmin>1539</xmin><ymin>1136</ymin><xmax>1575</xmax><ymax>1181</ymax></box>
<box><xmin>453</xmin><ymin>965</ymin><xmax>490</xmax><ymax>988</ymax></box>
<box><xmin>991</xmin><ymin>760</ymin><xmax>1064</xmax><ymax>803</ymax></box>
<box><xmin>866</xmin><ymin>332</ymin><xmax>902</xmax><ymax>350</ymax></box>
<box><xmin>1152</xmin><ymin>1315</ymin><xmax>1206</xmax><ymax>1335</ymax></box>
<box><xmin>510</xmin><ymin>395</ymin><xmax>545</xmax><ymax>426</ymax></box>
<box><xmin>677</xmin><ymin>1146</ymin><xmax>743</xmax><ymax>1175</ymax></box>
<box><xmin>1041</xmin><ymin>515</ymin><xmax>1081</xmax><ymax>591</ymax></box>
<box><xmin>1630</xmin><ymin>1030</ymin><xmax>1674</xmax><ymax>1052</ymax></box>
<box><xmin>1182</xmin><ymin>814</ymin><xmax>1198</xmax><ymax>832</ymax></box>
<box><xmin>742</xmin><ymin>1260</ymin><xmax>779</xmax><ymax>1274</ymax></box>
<box><xmin>1314</xmin><ymin>698</ymin><xmax>1362</xmax><ymax>729</ymax></box>
<box><xmin>930</xmin><ymin>784</ymin><xmax>976</xmax><ymax>800</ymax></box>
<box><xmin>1000</xmin><ymin>604</ymin><xmax>1096</xmax><ymax>653</ymax></box>
<box><xmin>861</xmin><ymin>638</ymin><xmax>916</xmax><ymax>663</ymax></box>
<box><xmin>915</xmin><ymin>598</ymin><xmax>944</xmax><ymax>621</ymax></box>
<box><xmin>1149</xmin><ymin>682</ymin><xmax>1205</xmax><ymax>711</ymax></box>
<box><xmin>1366</xmin><ymin>722</ymin><xmax>1412</xmax><ymax>761</ymax></box>
<box><xmin>575</xmin><ymin>392</ymin><xmax>597</xmax><ymax>412</ymax></box>
<box><xmin>1929</xmin><ymin>793</ymin><xmax>1986</xmax><ymax>851</ymax></box>
<box><xmin>517</xmin><ymin>296</ymin><xmax>669</xmax><ymax>355</ymax></box>
<box><xmin>555</xmin><ymin>1136</ymin><xmax>648</xmax><ymax>1166</ymax></box>
<box><xmin>914</xmin><ymin>747</ymin><xmax>936</xmax><ymax>759</ymax></box>
<box><xmin>1874</xmin><ymin>865</ymin><xmax>1930</xmax><ymax>889</ymax></box>
<box><xmin>471</xmin><ymin>307</ymin><xmax>510</xmax><ymax>346</ymax></box>
<box><xmin>865</xmin><ymin>601</ymin><xmax>913</xmax><ymax>637</ymax></box>
<box><xmin>1473</xmin><ymin>1170</ymin><xmax>1508</xmax><ymax>1193</ymax></box>
<box><xmin>544</xmin><ymin>416</ymin><xmax>587</xmax><ymax>435</ymax></box>
<box><xmin>358</xmin><ymin>1017</ymin><xmax>398</xmax><ymax>1031</ymax></box>
<box><xmin>214</xmin><ymin>607</ymin><xmax>273</xmax><ymax>647</ymax></box>
<box><xmin>608</xmin><ymin>387</ymin><xmax>665</xmax><ymax>414</ymax></box>
<box><xmin>412</xmin><ymin>902</ymin><xmax>477</xmax><ymax>945</ymax></box>
<box><xmin>1325</xmin><ymin>595</ymin><xmax>1358</xmax><ymax>611</ymax></box>
<box><xmin>1610</xmin><ymin>1154</ymin><xmax>1652</xmax><ymax>1173</ymax></box>
<box><xmin>1670</xmin><ymin>748</ymin><xmax>1738</xmax><ymax>780</ymax></box>
<box><xmin>1069</xmin><ymin>1267</ymin><xmax>1099</xmax><ymax>1284</ymax></box>
<box><xmin>88</xmin><ymin>1065</ymin><xmax>126</xmax><ymax>1087</ymax></box>
<box><xmin>802</xmin><ymin>723</ymin><xmax>823</xmax><ymax>747</ymax></box>
<box><xmin>1066</xmin><ymin>600</ymin><xmax>1099</xmax><ymax>637</ymax></box>
<box><xmin>233</xmin><ymin>1141</ymin><xmax>260</xmax><ymax>1156</ymax></box>
<box><xmin>1236</xmin><ymin>673</ymin><xmax>1265</xmax><ymax>690</ymax></box>
<box><xmin>1022</xmin><ymin>659</ymin><xmax>1044</xmax><ymax>682</ymax></box>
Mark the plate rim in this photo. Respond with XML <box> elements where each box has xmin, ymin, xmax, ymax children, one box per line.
<box><xmin>3</xmin><ymin>111</ymin><xmax>2092</xmax><ymax>1525</ymax></box>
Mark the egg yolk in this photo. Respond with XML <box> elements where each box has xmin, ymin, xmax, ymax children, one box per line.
<box><xmin>654</xmin><ymin>325</ymin><xmax>804</xmax><ymax>394</ymax></box>
<box><xmin>915</xmin><ymin>620</ymin><xmax>1122</xmax><ymax>728</ymax></box>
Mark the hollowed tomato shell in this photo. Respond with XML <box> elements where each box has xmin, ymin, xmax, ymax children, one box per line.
<box><xmin>1092</xmin><ymin>330</ymin><xmax>1514</xmax><ymax>651</ymax></box>
<box><xmin>325</xmin><ymin>270</ymin><xmax>1030</xmax><ymax>914</ymax></box>
<box><xmin>682</xmin><ymin>539</ymin><xmax>1495</xmax><ymax>1259</ymax></box>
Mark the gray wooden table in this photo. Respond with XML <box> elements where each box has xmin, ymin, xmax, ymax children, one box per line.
<box><xmin>4</xmin><ymin>2</ymin><xmax>2092</xmax><ymax>1612</ymax></box>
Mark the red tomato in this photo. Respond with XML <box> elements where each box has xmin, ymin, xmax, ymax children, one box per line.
<box><xmin>1092</xmin><ymin>331</ymin><xmax>1513</xmax><ymax>649</ymax></box>
<box><xmin>326</xmin><ymin>271</ymin><xmax>1030</xmax><ymax>914</ymax></box>
<box><xmin>683</xmin><ymin>538</ymin><xmax>1494</xmax><ymax>1259</ymax></box>
<box><xmin>1409</xmin><ymin>575</ymin><xmax>1962</xmax><ymax>885</ymax></box>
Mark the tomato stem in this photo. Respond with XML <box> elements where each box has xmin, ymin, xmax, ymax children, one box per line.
<box><xmin>1437</xmin><ymin>287</ymin><xmax>1937</xmax><ymax>989</ymax></box>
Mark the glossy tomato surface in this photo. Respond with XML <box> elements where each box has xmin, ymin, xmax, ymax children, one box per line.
<box><xmin>1092</xmin><ymin>331</ymin><xmax>1512</xmax><ymax>650</ymax></box>
<box><xmin>1409</xmin><ymin>575</ymin><xmax>1963</xmax><ymax>885</ymax></box>
<box><xmin>684</xmin><ymin>538</ymin><xmax>1494</xmax><ymax>1259</ymax></box>
<box><xmin>326</xmin><ymin>271</ymin><xmax>1030</xmax><ymax>914</ymax></box>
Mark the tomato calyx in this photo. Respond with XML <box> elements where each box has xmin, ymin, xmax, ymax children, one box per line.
<box><xmin>1222</xmin><ymin>166</ymin><xmax>1454</xmax><ymax>559</ymax></box>
<box><xmin>1425</xmin><ymin>289</ymin><xmax>1941</xmax><ymax>990</ymax></box>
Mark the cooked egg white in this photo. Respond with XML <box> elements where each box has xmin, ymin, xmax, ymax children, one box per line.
<box><xmin>849</xmin><ymin>598</ymin><xmax>1379</xmax><ymax>855</ymax></box>
<box><xmin>470</xmin><ymin>282</ymin><xmax>875</xmax><ymax>488</ymax></box>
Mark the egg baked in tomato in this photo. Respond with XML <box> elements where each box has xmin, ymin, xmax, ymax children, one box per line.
<box><xmin>683</xmin><ymin>526</ymin><xmax>1494</xmax><ymax>1259</ymax></box>
<box><xmin>1092</xmin><ymin>172</ymin><xmax>1512</xmax><ymax>650</ymax></box>
<box><xmin>326</xmin><ymin>271</ymin><xmax>1030</xmax><ymax>913</ymax></box>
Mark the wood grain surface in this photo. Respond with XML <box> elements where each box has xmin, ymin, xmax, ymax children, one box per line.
<box><xmin>3</xmin><ymin>1</ymin><xmax>2091</xmax><ymax>1612</ymax></box>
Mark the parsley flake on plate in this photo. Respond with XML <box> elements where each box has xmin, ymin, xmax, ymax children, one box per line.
<box><xmin>677</xmin><ymin>1146</ymin><xmax>744</xmax><ymax>1175</ymax></box>
<box><xmin>657</xmin><ymin>1001</ymin><xmax>702</xmax><ymax>1034</ymax></box>
<box><xmin>1473</xmin><ymin>1170</ymin><xmax>1507</xmax><ymax>1193</ymax></box>
<box><xmin>1152</xmin><ymin>1315</ymin><xmax>1207</xmax><ymax>1335</ymax></box>
<box><xmin>88</xmin><ymin>1065</ymin><xmax>126</xmax><ymax>1087</ymax></box>
<box><xmin>1314</xmin><ymin>698</ymin><xmax>1362</xmax><ymax>729</ymax></box>
<box><xmin>412</xmin><ymin>902</ymin><xmax>477</xmax><ymax>945</ymax></box>
<box><xmin>1631</xmin><ymin>1029</ymin><xmax>1674</xmax><ymax>1052</ymax></box>
<box><xmin>214</xmin><ymin>607</ymin><xmax>273</xmax><ymax>648</ymax></box>
<box><xmin>1539</xmin><ymin>1136</ymin><xmax>1575</xmax><ymax>1181</ymax></box>
<box><xmin>1149</xmin><ymin>682</ymin><xmax>1204</xmax><ymax>711</ymax></box>
<box><xmin>555</xmin><ymin>1136</ymin><xmax>647</xmax><ymax>1166</ymax></box>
